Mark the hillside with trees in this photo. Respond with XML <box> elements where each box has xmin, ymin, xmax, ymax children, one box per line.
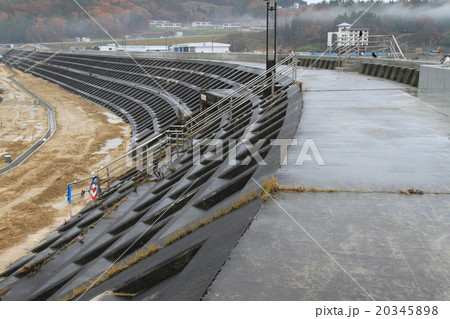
<box><xmin>0</xmin><ymin>0</ymin><xmax>449</xmax><ymax>53</ymax></box>
<box><xmin>279</xmin><ymin>0</ymin><xmax>450</xmax><ymax>52</ymax></box>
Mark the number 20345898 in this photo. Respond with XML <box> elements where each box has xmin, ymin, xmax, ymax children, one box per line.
<box><xmin>375</xmin><ymin>305</ymin><xmax>438</xmax><ymax>316</ymax></box>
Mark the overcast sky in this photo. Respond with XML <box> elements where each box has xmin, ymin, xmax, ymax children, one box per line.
<box><xmin>304</xmin><ymin>0</ymin><xmax>391</xmax><ymax>3</ymax></box>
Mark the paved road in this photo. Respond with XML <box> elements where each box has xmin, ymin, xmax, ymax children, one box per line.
<box><xmin>205</xmin><ymin>69</ymin><xmax>450</xmax><ymax>301</ymax></box>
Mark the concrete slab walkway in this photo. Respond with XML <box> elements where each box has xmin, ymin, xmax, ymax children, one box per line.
<box><xmin>205</xmin><ymin>69</ymin><xmax>450</xmax><ymax>301</ymax></box>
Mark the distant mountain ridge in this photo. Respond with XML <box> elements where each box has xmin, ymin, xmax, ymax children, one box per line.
<box><xmin>0</xmin><ymin>0</ymin><xmax>275</xmax><ymax>22</ymax></box>
<box><xmin>0</xmin><ymin>0</ymin><xmax>448</xmax><ymax>53</ymax></box>
<box><xmin>0</xmin><ymin>0</ymin><xmax>277</xmax><ymax>42</ymax></box>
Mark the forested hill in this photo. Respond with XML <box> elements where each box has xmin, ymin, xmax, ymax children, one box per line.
<box><xmin>0</xmin><ymin>0</ymin><xmax>271</xmax><ymax>26</ymax></box>
<box><xmin>0</xmin><ymin>0</ymin><xmax>449</xmax><ymax>50</ymax></box>
<box><xmin>0</xmin><ymin>0</ymin><xmax>283</xmax><ymax>42</ymax></box>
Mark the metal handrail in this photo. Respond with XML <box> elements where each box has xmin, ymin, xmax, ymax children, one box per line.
<box><xmin>184</xmin><ymin>53</ymin><xmax>297</xmax><ymax>129</ymax></box>
<box><xmin>184</xmin><ymin>56</ymin><xmax>298</xmax><ymax>139</ymax></box>
<box><xmin>66</xmin><ymin>53</ymin><xmax>300</xmax><ymax>203</ymax></box>
<box><xmin>337</xmin><ymin>35</ymin><xmax>406</xmax><ymax>62</ymax></box>
<box><xmin>390</xmin><ymin>35</ymin><xmax>406</xmax><ymax>60</ymax></box>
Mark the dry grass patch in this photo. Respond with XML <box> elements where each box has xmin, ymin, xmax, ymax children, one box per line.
<box><xmin>399</xmin><ymin>188</ymin><xmax>424</xmax><ymax>195</ymax></box>
<box><xmin>0</xmin><ymin>285</ymin><xmax>12</xmax><ymax>297</ymax></box>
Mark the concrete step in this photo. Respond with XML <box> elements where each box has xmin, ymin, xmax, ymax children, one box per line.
<box><xmin>342</xmin><ymin>60</ymin><xmax>361</xmax><ymax>72</ymax></box>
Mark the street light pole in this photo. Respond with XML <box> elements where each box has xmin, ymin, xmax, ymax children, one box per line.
<box><xmin>265</xmin><ymin>0</ymin><xmax>277</xmax><ymax>71</ymax></box>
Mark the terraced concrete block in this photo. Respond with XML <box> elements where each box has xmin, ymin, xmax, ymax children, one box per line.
<box><xmin>377</xmin><ymin>65</ymin><xmax>386</xmax><ymax>78</ymax></box>
<box><xmin>403</xmin><ymin>68</ymin><xmax>414</xmax><ymax>84</ymax></box>
<box><xmin>410</xmin><ymin>69</ymin><xmax>420</xmax><ymax>87</ymax></box>
<box><xmin>371</xmin><ymin>64</ymin><xmax>380</xmax><ymax>76</ymax></box>
<box><xmin>360</xmin><ymin>63</ymin><xmax>368</xmax><ymax>74</ymax></box>
<box><xmin>366</xmin><ymin>64</ymin><xmax>373</xmax><ymax>75</ymax></box>
<box><xmin>390</xmin><ymin>66</ymin><xmax>400</xmax><ymax>81</ymax></box>
<box><xmin>384</xmin><ymin>65</ymin><xmax>394</xmax><ymax>79</ymax></box>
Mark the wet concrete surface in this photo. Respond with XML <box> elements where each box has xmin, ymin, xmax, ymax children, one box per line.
<box><xmin>205</xmin><ymin>192</ymin><xmax>450</xmax><ymax>301</ymax></box>
<box><xmin>205</xmin><ymin>69</ymin><xmax>450</xmax><ymax>301</ymax></box>
<box><xmin>279</xmin><ymin>70</ymin><xmax>450</xmax><ymax>193</ymax></box>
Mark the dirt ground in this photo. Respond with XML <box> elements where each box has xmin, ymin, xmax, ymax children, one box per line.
<box><xmin>0</xmin><ymin>65</ymin><xmax>131</xmax><ymax>271</ymax></box>
<box><xmin>0</xmin><ymin>67</ymin><xmax>48</xmax><ymax>169</ymax></box>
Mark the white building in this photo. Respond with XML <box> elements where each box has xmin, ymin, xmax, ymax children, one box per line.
<box><xmin>249</xmin><ymin>26</ymin><xmax>265</xmax><ymax>32</ymax></box>
<box><xmin>222</xmin><ymin>23</ymin><xmax>240</xmax><ymax>30</ymax></box>
<box><xmin>95</xmin><ymin>44</ymin><xmax>117</xmax><ymax>51</ymax></box>
<box><xmin>149</xmin><ymin>20</ymin><xmax>170</xmax><ymax>27</ymax></box>
<box><xmin>95</xmin><ymin>45</ymin><xmax>168</xmax><ymax>52</ymax></box>
<box><xmin>192</xmin><ymin>21</ymin><xmax>213</xmax><ymax>29</ymax></box>
<box><xmin>122</xmin><ymin>45</ymin><xmax>168</xmax><ymax>52</ymax></box>
<box><xmin>171</xmin><ymin>42</ymin><xmax>230</xmax><ymax>53</ymax></box>
<box><xmin>155</xmin><ymin>22</ymin><xmax>182</xmax><ymax>29</ymax></box>
<box><xmin>327</xmin><ymin>22</ymin><xmax>369</xmax><ymax>50</ymax></box>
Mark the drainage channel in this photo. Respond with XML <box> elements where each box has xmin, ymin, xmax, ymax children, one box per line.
<box><xmin>0</xmin><ymin>69</ymin><xmax>57</xmax><ymax>175</ymax></box>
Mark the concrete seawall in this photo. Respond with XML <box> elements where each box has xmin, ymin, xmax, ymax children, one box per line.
<box><xmin>287</xmin><ymin>55</ymin><xmax>427</xmax><ymax>87</ymax></box>
<box><xmin>418</xmin><ymin>64</ymin><xmax>450</xmax><ymax>102</ymax></box>
<box><xmin>357</xmin><ymin>58</ymin><xmax>425</xmax><ymax>87</ymax></box>
<box><xmin>66</xmin><ymin>50</ymin><xmax>442</xmax><ymax>89</ymax></box>
<box><xmin>291</xmin><ymin>55</ymin><xmax>341</xmax><ymax>70</ymax></box>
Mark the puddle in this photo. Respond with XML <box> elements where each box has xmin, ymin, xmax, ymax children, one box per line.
<box><xmin>94</xmin><ymin>138</ymin><xmax>124</xmax><ymax>165</ymax></box>
<box><xmin>94</xmin><ymin>138</ymin><xmax>123</xmax><ymax>155</ymax></box>
<box><xmin>416</xmin><ymin>91</ymin><xmax>450</xmax><ymax>117</ymax></box>
<box><xmin>98</xmin><ymin>155</ymin><xmax>112</xmax><ymax>165</ymax></box>
<box><xmin>102</xmin><ymin>111</ymin><xmax>123</xmax><ymax>124</ymax></box>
